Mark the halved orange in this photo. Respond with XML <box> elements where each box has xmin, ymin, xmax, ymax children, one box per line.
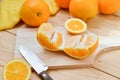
<box><xmin>37</xmin><ymin>23</ymin><xmax>65</xmax><ymax>51</ymax></box>
<box><xmin>3</xmin><ymin>59</ymin><xmax>31</xmax><ymax>80</ymax></box>
<box><xmin>64</xmin><ymin>18</ymin><xmax>87</xmax><ymax>34</ymax></box>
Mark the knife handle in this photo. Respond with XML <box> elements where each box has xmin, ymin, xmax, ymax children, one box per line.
<box><xmin>39</xmin><ymin>71</ymin><xmax>53</xmax><ymax>80</ymax></box>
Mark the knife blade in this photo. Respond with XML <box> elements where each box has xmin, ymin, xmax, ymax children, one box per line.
<box><xmin>18</xmin><ymin>45</ymin><xmax>53</xmax><ymax>80</ymax></box>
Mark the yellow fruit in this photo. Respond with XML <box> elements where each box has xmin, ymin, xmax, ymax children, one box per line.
<box><xmin>69</xmin><ymin>0</ymin><xmax>98</xmax><ymax>22</ymax></box>
<box><xmin>3</xmin><ymin>59</ymin><xmax>31</xmax><ymax>80</ymax></box>
<box><xmin>0</xmin><ymin>0</ymin><xmax>25</xmax><ymax>30</ymax></box>
<box><xmin>64</xmin><ymin>18</ymin><xmax>87</xmax><ymax>34</ymax></box>
<box><xmin>37</xmin><ymin>23</ymin><xmax>64</xmax><ymax>51</ymax></box>
<box><xmin>44</xmin><ymin>0</ymin><xmax>60</xmax><ymax>15</ymax></box>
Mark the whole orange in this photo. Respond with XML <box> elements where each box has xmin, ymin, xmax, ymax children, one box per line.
<box><xmin>69</xmin><ymin>0</ymin><xmax>98</xmax><ymax>22</ymax></box>
<box><xmin>20</xmin><ymin>0</ymin><xmax>50</xmax><ymax>26</ymax></box>
<box><xmin>55</xmin><ymin>0</ymin><xmax>71</xmax><ymax>9</ymax></box>
<box><xmin>98</xmin><ymin>0</ymin><xmax>120</xmax><ymax>14</ymax></box>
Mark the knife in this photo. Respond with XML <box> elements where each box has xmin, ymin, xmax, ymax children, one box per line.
<box><xmin>18</xmin><ymin>45</ymin><xmax>53</xmax><ymax>80</ymax></box>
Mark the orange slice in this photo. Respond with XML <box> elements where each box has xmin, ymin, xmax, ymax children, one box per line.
<box><xmin>64</xmin><ymin>18</ymin><xmax>87</xmax><ymax>34</ymax></box>
<box><xmin>3</xmin><ymin>59</ymin><xmax>31</xmax><ymax>80</ymax></box>
<box><xmin>37</xmin><ymin>23</ymin><xmax>65</xmax><ymax>51</ymax></box>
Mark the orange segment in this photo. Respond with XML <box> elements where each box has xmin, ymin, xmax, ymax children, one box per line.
<box><xmin>63</xmin><ymin>35</ymin><xmax>89</xmax><ymax>59</ymax></box>
<box><xmin>37</xmin><ymin>23</ymin><xmax>64</xmax><ymax>51</ymax></box>
<box><xmin>65</xmin><ymin>18</ymin><xmax>87</xmax><ymax>34</ymax></box>
<box><xmin>85</xmin><ymin>33</ymin><xmax>99</xmax><ymax>54</ymax></box>
<box><xmin>3</xmin><ymin>59</ymin><xmax>31</xmax><ymax>80</ymax></box>
<box><xmin>77</xmin><ymin>33</ymin><xmax>99</xmax><ymax>55</ymax></box>
<box><xmin>64</xmin><ymin>47</ymin><xmax>89</xmax><ymax>59</ymax></box>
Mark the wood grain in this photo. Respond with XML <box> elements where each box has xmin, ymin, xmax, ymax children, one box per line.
<box><xmin>0</xmin><ymin>9</ymin><xmax>120</xmax><ymax>80</ymax></box>
<box><xmin>15</xmin><ymin>29</ymin><xmax>94</xmax><ymax>69</ymax></box>
<box><xmin>0</xmin><ymin>66</ymin><xmax>3</xmax><ymax>80</ymax></box>
<box><xmin>48</xmin><ymin>68</ymin><xmax>119</xmax><ymax>80</ymax></box>
<box><xmin>30</xmin><ymin>68</ymin><xmax>119</xmax><ymax>80</ymax></box>
<box><xmin>0</xmin><ymin>31</ymin><xmax>15</xmax><ymax>66</ymax></box>
<box><xmin>93</xmin><ymin>50</ymin><xmax>120</xmax><ymax>78</ymax></box>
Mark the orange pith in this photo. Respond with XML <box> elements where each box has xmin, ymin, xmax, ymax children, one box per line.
<box><xmin>3</xmin><ymin>59</ymin><xmax>31</xmax><ymax>80</ymax></box>
<box><xmin>54</xmin><ymin>32</ymin><xmax>63</xmax><ymax>48</ymax></box>
<box><xmin>63</xmin><ymin>35</ymin><xmax>89</xmax><ymax>59</ymax></box>
<box><xmin>84</xmin><ymin>34</ymin><xmax>99</xmax><ymax>55</ymax></box>
<box><xmin>63</xmin><ymin>33</ymin><xmax>98</xmax><ymax>59</ymax></box>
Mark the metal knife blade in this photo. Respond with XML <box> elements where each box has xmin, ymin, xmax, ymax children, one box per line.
<box><xmin>18</xmin><ymin>45</ymin><xmax>53</xmax><ymax>80</ymax></box>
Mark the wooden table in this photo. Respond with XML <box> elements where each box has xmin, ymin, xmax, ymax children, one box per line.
<box><xmin>0</xmin><ymin>10</ymin><xmax>120</xmax><ymax>80</ymax></box>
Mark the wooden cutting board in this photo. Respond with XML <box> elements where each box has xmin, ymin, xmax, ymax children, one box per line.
<box><xmin>14</xmin><ymin>10</ymin><xmax>120</xmax><ymax>69</ymax></box>
<box><xmin>14</xmin><ymin>28</ymin><xmax>95</xmax><ymax>69</ymax></box>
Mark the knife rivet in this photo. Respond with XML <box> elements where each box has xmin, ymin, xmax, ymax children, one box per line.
<box><xmin>43</xmin><ymin>73</ymin><xmax>46</xmax><ymax>77</ymax></box>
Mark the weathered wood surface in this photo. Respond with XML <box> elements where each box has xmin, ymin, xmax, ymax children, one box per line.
<box><xmin>0</xmin><ymin>10</ymin><xmax>120</xmax><ymax>80</ymax></box>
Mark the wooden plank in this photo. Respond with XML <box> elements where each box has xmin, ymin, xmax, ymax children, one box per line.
<box><xmin>0</xmin><ymin>31</ymin><xmax>16</xmax><ymax>66</ymax></box>
<box><xmin>15</xmin><ymin>29</ymin><xmax>95</xmax><ymax>69</ymax></box>
<box><xmin>93</xmin><ymin>24</ymin><xmax>120</xmax><ymax>78</ymax></box>
<box><xmin>47</xmin><ymin>68</ymin><xmax>119</xmax><ymax>80</ymax></box>
<box><xmin>93</xmin><ymin>49</ymin><xmax>120</xmax><ymax>78</ymax></box>
<box><xmin>15</xmin><ymin>28</ymin><xmax>120</xmax><ymax>69</ymax></box>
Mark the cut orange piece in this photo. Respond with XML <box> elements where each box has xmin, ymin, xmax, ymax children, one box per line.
<box><xmin>64</xmin><ymin>18</ymin><xmax>87</xmax><ymax>34</ymax></box>
<box><xmin>63</xmin><ymin>35</ymin><xmax>89</xmax><ymax>59</ymax></box>
<box><xmin>3</xmin><ymin>59</ymin><xmax>31</xmax><ymax>80</ymax></box>
<box><xmin>63</xmin><ymin>33</ymin><xmax>98</xmax><ymax>59</ymax></box>
<box><xmin>84</xmin><ymin>33</ymin><xmax>99</xmax><ymax>55</ymax></box>
<box><xmin>37</xmin><ymin>23</ymin><xmax>65</xmax><ymax>51</ymax></box>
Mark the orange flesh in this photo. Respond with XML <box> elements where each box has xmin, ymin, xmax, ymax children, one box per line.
<box><xmin>89</xmin><ymin>38</ymin><xmax>98</xmax><ymax>54</ymax></box>
<box><xmin>54</xmin><ymin>33</ymin><xmax>63</xmax><ymax>48</ymax></box>
<box><xmin>64</xmin><ymin>48</ymin><xmax>89</xmax><ymax>58</ymax></box>
<box><xmin>5</xmin><ymin>62</ymin><xmax>29</xmax><ymax>80</ymax></box>
<box><xmin>85</xmin><ymin>35</ymin><xmax>98</xmax><ymax>54</ymax></box>
<box><xmin>38</xmin><ymin>33</ymin><xmax>57</xmax><ymax>50</ymax></box>
<box><xmin>67</xmin><ymin>20</ymin><xmax>84</xmax><ymax>31</ymax></box>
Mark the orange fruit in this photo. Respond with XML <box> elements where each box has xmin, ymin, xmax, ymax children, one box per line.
<box><xmin>63</xmin><ymin>33</ymin><xmax>98</xmax><ymax>59</ymax></box>
<box><xmin>64</xmin><ymin>18</ymin><xmax>87</xmax><ymax>34</ymax></box>
<box><xmin>37</xmin><ymin>23</ymin><xmax>65</xmax><ymax>51</ymax></box>
<box><xmin>69</xmin><ymin>0</ymin><xmax>98</xmax><ymax>22</ymax></box>
<box><xmin>98</xmin><ymin>0</ymin><xmax>120</xmax><ymax>14</ymax></box>
<box><xmin>3</xmin><ymin>59</ymin><xmax>31</xmax><ymax>80</ymax></box>
<box><xmin>20</xmin><ymin>0</ymin><xmax>50</xmax><ymax>26</ymax></box>
<box><xmin>55</xmin><ymin>0</ymin><xmax>71</xmax><ymax>9</ymax></box>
